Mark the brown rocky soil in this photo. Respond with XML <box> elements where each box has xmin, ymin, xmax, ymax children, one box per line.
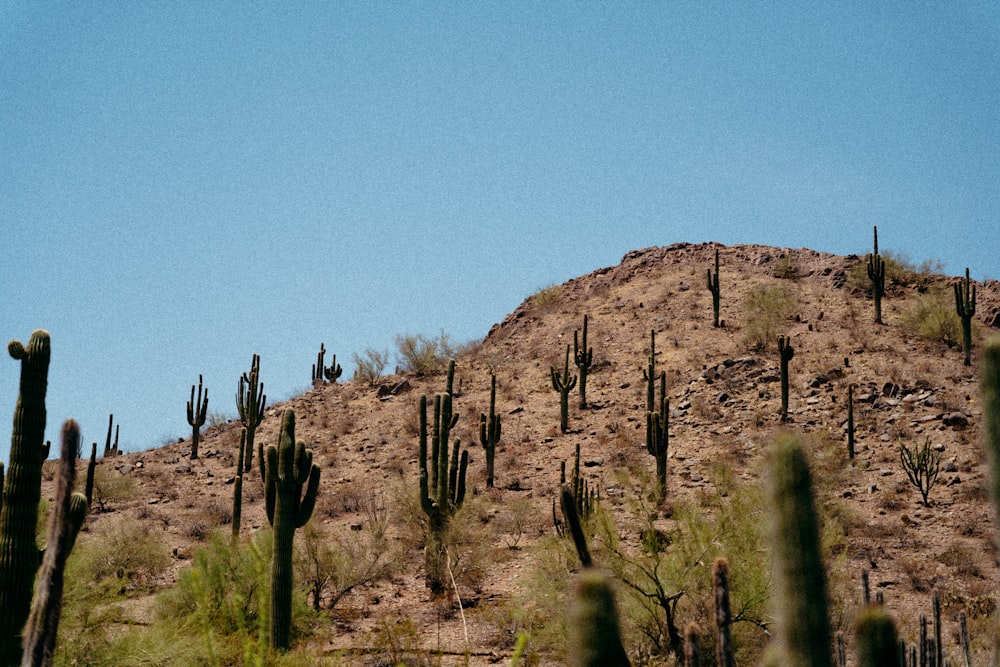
<box><xmin>43</xmin><ymin>242</ymin><xmax>1000</xmax><ymax>665</ymax></box>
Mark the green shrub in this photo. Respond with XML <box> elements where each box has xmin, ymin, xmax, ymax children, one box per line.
<box><xmin>351</xmin><ymin>348</ymin><xmax>390</xmax><ymax>386</ymax></box>
<box><xmin>529</xmin><ymin>283</ymin><xmax>561</xmax><ymax>308</ymax></box>
<box><xmin>394</xmin><ymin>331</ymin><xmax>459</xmax><ymax>376</ymax></box>
<box><xmin>845</xmin><ymin>250</ymin><xmax>944</xmax><ymax>295</ymax></box>
<box><xmin>86</xmin><ymin>465</ymin><xmax>138</xmax><ymax>512</ymax></box>
<box><xmin>900</xmin><ymin>288</ymin><xmax>962</xmax><ymax>345</ymax></box>
<box><xmin>72</xmin><ymin>518</ymin><xmax>170</xmax><ymax>589</ymax></box>
<box><xmin>742</xmin><ymin>284</ymin><xmax>797</xmax><ymax>351</ymax></box>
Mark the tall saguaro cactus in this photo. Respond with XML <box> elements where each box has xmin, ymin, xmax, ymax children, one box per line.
<box><xmin>237</xmin><ymin>354</ymin><xmax>266</xmax><ymax>473</ymax></box>
<box><xmin>954</xmin><ymin>267</ymin><xmax>977</xmax><ymax>366</ymax></box>
<box><xmin>551</xmin><ymin>345</ymin><xmax>577</xmax><ymax>434</ymax></box>
<box><xmin>646</xmin><ymin>370</ymin><xmax>669</xmax><ymax>505</ymax></box>
<box><xmin>847</xmin><ymin>384</ymin><xmax>856</xmax><ymax>460</ymax></box>
<box><xmin>707</xmin><ymin>248</ymin><xmax>721</xmax><ymax>328</ymax></box>
<box><xmin>263</xmin><ymin>409</ymin><xmax>320</xmax><ymax>652</ymax></box>
<box><xmin>778</xmin><ymin>335</ymin><xmax>794</xmax><ymax>422</ymax></box>
<box><xmin>766</xmin><ymin>434</ymin><xmax>833</xmax><ymax>667</ymax></box>
<box><xmin>642</xmin><ymin>329</ymin><xmax>657</xmax><ymax>414</ymax></box>
<box><xmin>312</xmin><ymin>343</ymin><xmax>343</xmax><ymax>384</ymax></box>
<box><xmin>418</xmin><ymin>390</ymin><xmax>468</xmax><ymax>594</ymax></box>
<box><xmin>867</xmin><ymin>226</ymin><xmax>886</xmax><ymax>325</ymax></box>
<box><xmin>713</xmin><ymin>557</ymin><xmax>736</xmax><ymax>667</ymax></box>
<box><xmin>186</xmin><ymin>374</ymin><xmax>208</xmax><ymax>460</ymax></box>
<box><xmin>0</xmin><ymin>330</ymin><xmax>52</xmax><ymax>666</ymax></box>
<box><xmin>574</xmin><ymin>315</ymin><xmax>594</xmax><ymax>409</ymax></box>
<box><xmin>479</xmin><ymin>374</ymin><xmax>501</xmax><ymax>488</ymax></box>
<box><xmin>231</xmin><ymin>428</ymin><xmax>247</xmax><ymax>540</ymax></box>
<box><xmin>22</xmin><ymin>420</ymin><xmax>89</xmax><ymax>667</ymax></box>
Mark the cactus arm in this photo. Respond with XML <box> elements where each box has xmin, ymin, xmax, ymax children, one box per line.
<box><xmin>295</xmin><ymin>465</ymin><xmax>320</xmax><ymax>528</ymax></box>
<box><xmin>264</xmin><ymin>446</ymin><xmax>278</xmax><ymax>527</ymax></box>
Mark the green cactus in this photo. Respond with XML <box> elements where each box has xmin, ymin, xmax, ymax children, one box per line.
<box><xmin>983</xmin><ymin>338</ymin><xmax>1000</xmax><ymax>528</ymax></box>
<box><xmin>707</xmin><ymin>247</ymin><xmax>721</xmax><ymax>328</ymax></box>
<box><xmin>867</xmin><ymin>226</ymin><xmax>885</xmax><ymax>325</ymax></box>
<box><xmin>646</xmin><ymin>370</ymin><xmax>669</xmax><ymax>505</ymax></box>
<box><xmin>312</xmin><ymin>343</ymin><xmax>343</xmax><ymax>383</ymax></box>
<box><xmin>766</xmin><ymin>433</ymin><xmax>832</xmax><ymax>667</ymax></box>
<box><xmin>418</xmin><ymin>390</ymin><xmax>468</xmax><ymax>594</ymax></box>
<box><xmin>186</xmin><ymin>374</ymin><xmax>208</xmax><ymax>460</ymax></box>
<box><xmin>22</xmin><ymin>419</ymin><xmax>89</xmax><ymax>667</ymax></box>
<box><xmin>237</xmin><ymin>353</ymin><xmax>266</xmax><ymax>474</ymax></box>
<box><xmin>779</xmin><ymin>335</ymin><xmax>794</xmax><ymax>422</ymax></box>
<box><xmin>551</xmin><ymin>345</ymin><xmax>577</xmax><ymax>433</ymax></box>
<box><xmin>479</xmin><ymin>374</ymin><xmax>501</xmax><ymax>488</ymax></box>
<box><xmin>685</xmin><ymin>624</ymin><xmax>702</xmax><ymax>667</ymax></box>
<box><xmin>642</xmin><ymin>329</ymin><xmax>656</xmax><ymax>414</ymax></box>
<box><xmin>854</xmin><ymin>606</ymin><xmax>899</xmax><ymax>667</ymax></box>
<box><xmin>954</xmin><ymin>267</ymin><xmax>976</xmax><ymax>366</ymax></box>
<box><xmin>263</xmin><ymin>409</ymin><xmax>321</xmax><ymax>651</ymax></box>
<box><xmin>713</xmin><ymin>557</ymin><xmax>735</xmax><ymax>667</ymax></box>
<box><xmin>84</xmin><ymin>441</ymin><xmax>97</xmax><ymax>507</ymax></box>
<box><xmin>102</xmin><ymin>414</ymin><xmax>119</xmax><ymax>458</ymax></box>
<box><xmin>0</xmin><ymin>330</ymin><xmax>52</xmax><ymax>666</ymax></box>
<box><xmin>323</xmin><ymin>353</ymin><xmax>343</xmax><ymax>383</ymax></box>
<box><xmin>847</xmin><ymin>384</ymin><xmax>855</xmax><ymax>461</ymax></box>
<box><xmin>232</xmin><ymin>427</ymin><xmax>247</xmax><ymax>540</ymax></box>
<box><xmin>574</xmin><ymin>315</ymin><xmax>594</xmax><ymax>409</ymax></box>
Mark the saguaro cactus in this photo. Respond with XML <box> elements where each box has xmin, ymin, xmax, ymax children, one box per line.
<box><xmin>0</xmin><ymin>330</ymin><xmax>52</xmax><ymax>666</ymax></box>
<box><xmin>707</xmin><ymin>248</ymin><xmax>721</xmax><ymax>328</ymax></box>
<box><xmin>847</xmin><ymin>384</ymin><xmax>856</xmax><ymax>460</ymax></box>
<box><xmin>231</xmin><ymin>428</ymin><xmax>247</xmax><ymax>540</ymax></box>
<box><xmin>713</xmin><ymin>557</ymin><xmax>735</xmax><ymax>667</ymax></box>
<box><xmin>766</xmin><ymin>434</ymin><xmax>833</xmax><ymax>667</ymax></box>
<box><xmin>418</xmin><ymin>391</ymin><xmax>468</xmax><ymax>594</ymax></box>
<box><xmin>551</xmin><ymin>345</ymin><xmax>577</xmax><ymax>433</ymax></box>
<box><xmin>646</xmin><ymin>370</ymin><xmax>669</xmax><ymax>505</ymax></box>
<box><xmin>84</xmin><ymin>442</ymin><xmax>97</xmax><ymax>507</ymax></box>
<box><xmin>186</xmin><ymin>374</ymin><xmax>208</xmax><ymax>460</ymax></box>
<box><xmin>778</xmin><ymin>335</ymin><xmax>794</xmax><ymax>422</ymax></box>
<box><xmin>102</xmin><ymin>414</ymin><xmax>119</xmax><ymax>458</ymax></box>
<box><xmin>574</xmin><ymin>315</ymin><xmax>594</xmax><ymax>409</ymax></box>
<box><xmin>22</xmin><ymin>419</ymin><xmax>89</xmax><ymax>667</ymax></box>
<box><xmin>983</xmin><ymin>338</ymin><xmax>1000</xmax><ymax>525</ymax></box>
<box><xmin>479</xmin><ymin>374</ymin><xmax>501</xmax><ymax>488</ymax></box>
<box><xmin>954</xmin><ymin>267</ymin><xmax>976</xmax><ymax>366</ymax></box>
<box><xmin>854</xmin><ymin>606</ymin><xmax>899</xmax><ymax>667</ymax></box>
<box><xmin>642</xmin><ymin>330</ymin><xmax>657</xmax><ymax>414</ymax></box>
<box><xmin>312</xmin><ymin>343</ymin><xmax>343</xmax><ymax>384</ymax></box>
<box><xmin>867</xmin><ymin>226</ymin><xmax>885</xmax><ymax>325</ymax></box>
<box><xmin>237</xmin><ymin>354</ymin><xmax>266</xmax><ymax>473</ymax></box>
<box><xmin>263</xmin><ymin>409</ymin><xmax>320</xmax><ymax>652</ymax></box>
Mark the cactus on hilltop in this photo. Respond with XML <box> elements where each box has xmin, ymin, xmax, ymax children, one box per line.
<box><xmin>186</xmin><ymin>374</ymin><xmax>208</xmax><ymax>460</ymax></box>
<box><xmin>551</xmin><ymin>345</ymin><xmax>577</xmax><ymax>434</ymax></box>
<box><xmin>84</xmin><ymin>442</ymin><xmax>97</xmax><ymax>507</ymax></box>
<box><xmin>418</xmin><ymin>385</ymin><xmax>468</xmax><ymax>594</ymax></box>
<box><xmin>479</xmin><ymin>374</ymin><xmax>501</xmax><ymax>488</ymax></box>
<box><xmin>102</xmin><ymin>414</ymin><xmax>119</xmax><ymax>458</ymax></box>
<box><xmin>22</xmin><ymin>419</ymin><xmax>89</xmax><ymax>667</ymax></box>
<box><xmin>954</xmin><ymin>267</ymin><xmax>977</xmax><ymax>366</ymax></box>
<box><xmin>766</xmin><ymin>434</ymin><xmax>832</xmax><ymax>667</ymax></box>
<box><xmin>707</xmin><ymin>247</ymin><xmax>721</xmax><ymax>328</ymax></box>
<box><xmin>778</xmin><ymin>335</ymin><xmax>794</xmax><ymax>422</ymax></box>
<box><xmin>867</xmin><ymin>225</ymin><xmax>886</xmax><ymax>324</ymax></box>
<box><xmin>0</xmin><ymin>330</ymin><xmax>52</xmax><ymax>666</ymax></box>
<box><xmin>237</xmin><ymin>353</ymin><xmax>266</xmax><ymax>474</ymax></box>
<box><xmin>312</xmin><ymin>343</ymin><xmax>343</xmax><ymax>384</ymax></box>
<box><xmin>263</xmin><ymin>409</ymin><xmax>320</xmax><ymax>651</ymax></box>
<box><xmin>574</xmin><ymin>315</ymin><xmax>594</xmax><ymax>409</ymax></box>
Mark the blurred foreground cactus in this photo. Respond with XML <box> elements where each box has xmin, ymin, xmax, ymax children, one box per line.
<box><xmin>766</xmin><ymin>433</ymin><xmax>832</xmax><ymax>667</ymax></box>
<box><xmin>263</xmin><ymin>409</ymin><xmax>320</xmax><ymax>652</ymax></box>
<box><xmin>0</xmin><ymin>330</ymin><xmax>52</xmax><ymax>666</ymax></box>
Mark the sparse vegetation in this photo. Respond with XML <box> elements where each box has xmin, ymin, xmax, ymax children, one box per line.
<box><xmin>900</xmin><ymin>288</ymin><xmax>962</xmax><ymax>345</ymax></box>
<box><xmin>899</xmin><ymin>437</ymin><xmax>942</xmax><ymax>507</ymax></box>
<box><xmin>395</xmin><ymin>331</ymin><xmax>460</xmax><ymax>376</ymax></box>
<box><xmin>741</xmin><ymin>284</ymin><xmax>796</xmax><ymax>351</ymax></box>
<box><xmin>351</xmin><ymin>347</ymin><xmax>390</xmax><ymax>386</ymax></box>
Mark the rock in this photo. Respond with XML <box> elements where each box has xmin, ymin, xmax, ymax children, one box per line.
<box><xmin>943</xmin><ymin>412</ymin><xmax>969</xmax><ymax>427</ymax></box>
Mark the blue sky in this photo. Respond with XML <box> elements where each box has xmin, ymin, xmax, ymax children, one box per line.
<box><xmin>2</xmin><ymin>3</ymin><xmax>998</xmax><ymax>461</ymax></box>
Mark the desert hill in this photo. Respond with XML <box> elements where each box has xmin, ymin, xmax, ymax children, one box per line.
<box><xmin>43</xmin><ymin>242</ymin><xmax>1000</xmax><ymax>665</ymax></box>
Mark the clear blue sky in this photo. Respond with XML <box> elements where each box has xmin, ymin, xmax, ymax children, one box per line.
<box><xmin>2</xmin><ymin>3</ymin><xmax>998</xmax><ymax>462</ymax></box>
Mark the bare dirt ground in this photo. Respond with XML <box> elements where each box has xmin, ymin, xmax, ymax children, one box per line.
<box><xmin>44</xmin><ymin>242</ymin><xmax>1000</xmax><ymax>665</ymax></box>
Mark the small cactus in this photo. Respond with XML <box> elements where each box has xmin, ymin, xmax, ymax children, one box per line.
<box><xmin>574</xmin><ymin>315</ymin><xmax>594</xmax><ymax>409</ymax></box>
<box><xmin>263</xmin><ymin>409</ymin><xmax>320</xmax><ymax>651</ymax></box>
<box><xmin>766</xmin><ymin>433</ymin><xmax>833</xmax><ymax>667</ymax></box>
<box><xmin>707</xmin><ymin>247</ymin><xmax>721</xmax><ymax>328</ymax></box>
<box><xmin>551</xmin><ymin>345</ymin><xmax>577</xmax><ymax>434</ymax></box>
<box><xmin>867</xmin><ymin>225</ymin><xmax>886</xmax><ymax>324</ymax></box>
<box><xmin>954</xmin><ymin>267</ymin><xmax>976</xmax><ymax>366</ymax></box>
<box><xmin>237</xmin><ymin>354</ymin><xmax>266</xmax><ymax>474</ymax></box>
<box><xmin>186</xmin><ymin>374</ymin><xmax>208</xmax><ymax>460</ymax></box>
<box><xmin>778</xmin><ymin>335</ymin><xmax>794</xmax><ymax>422</ymax></box>
<box><xmin>479</xmin><ymin>374</ymin><xmax>501</xmax><ymax>488</ymax></box>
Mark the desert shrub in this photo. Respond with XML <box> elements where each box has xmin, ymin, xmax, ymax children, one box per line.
<box><xmin>394</xmin><ymin>331</ymin><xmax>459</xmax><ymax>376</ymax></box>
<box><xmin>87</xmin><ymin>465</ymin><xmax>138</xmax><ymax>512</ymax></box>
<box><xmin>72</xmin><ymin>518</ymin><xmax>170</xmax><ymax>589</ymax></box>
<box><xmin>845</xmin><ymin>250</ymin><xmax>944</xmax><ymax>295</ymax></box>
<box><xmin>529</xmin><ymin>283</ymin><xmax>561</xmax><ymax>308</ymax></box>
<box><xmin>900</xmin><ymin>288</ymin><xmax>962</xmax><ymax>345</ymax></box>
<box><xmin>773</xmin><ymin>250</ymin><xmax>801</xmax><ymax>279</ymax></box>
<box><xmin>741</xmin><ymin>284</ymin><xmax>797</xmax><ymax>351</ymax></box>
<box><xmin>351</xmin><ymin>348</ymin><xmax>390</xmax><ymax>386</ymax></box>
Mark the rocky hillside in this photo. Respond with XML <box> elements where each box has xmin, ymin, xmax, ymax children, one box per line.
<box><xmin>44</xmin><ymin>242</ymin><xmax>1000</xmax><ymax>665</ymax></box>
